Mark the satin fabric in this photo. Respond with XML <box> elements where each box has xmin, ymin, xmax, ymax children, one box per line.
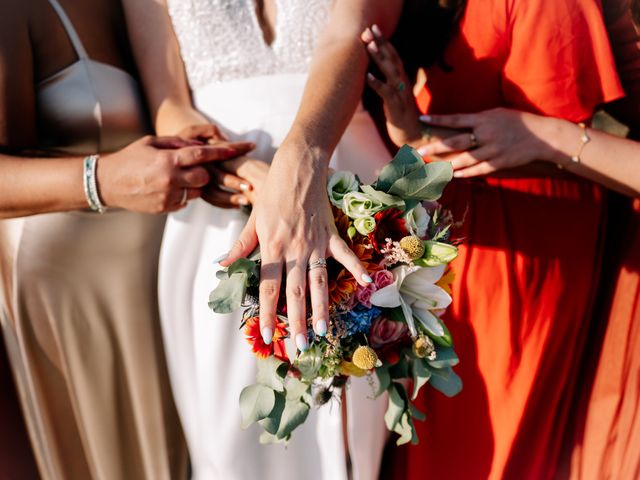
<box><xmin>0</xmin><ymin>1</ymin><xmax>187</xmax><ymax>478</ymax></box>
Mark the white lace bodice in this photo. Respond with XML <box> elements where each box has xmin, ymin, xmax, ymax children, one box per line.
<box><xmin>167</xmin><ymin>0</ymin><xmax>333</xmax><ymax>89</ymax></box>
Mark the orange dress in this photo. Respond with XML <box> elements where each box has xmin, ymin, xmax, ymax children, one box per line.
<box><xmin>382</xmin><ymin>1</ymin><xmax>624</xmax><ymax>479</ymax></box>
<box><xmin>566</xmin><ymin>2</ymin><xmax>640</xmax><ymax>478</ymax></box>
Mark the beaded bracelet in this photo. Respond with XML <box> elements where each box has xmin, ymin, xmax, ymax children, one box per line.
<box><xmin>83</xmin><ymin>155</ymin><xmax>107</xmax><ymax>214</ymax></box>
<box><xmin>558</xmin><ymin>122</ymin><xmax>591</xmax><ymax>170</ymax></box>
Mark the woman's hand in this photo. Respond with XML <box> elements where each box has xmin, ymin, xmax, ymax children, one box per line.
<box><xmin>361</xmin><ymin>25</ymin><xmax>460</xmax><ymax>149</ymax></box>
<box><xmin>221</xmin><ymin>147</ymin><xmax>373</xmax><ymax>352</ymax></box>
<box><xmin>418</xmin><ymin>108</ymin><xmax>559</xmax><ymax>177</ymax></box>
<box><xmin>177</xmin><ymin>124</ymin><xmax>258</xmax><ymax>208</ymax></box>
<box><xmin>361</xmin><ymin>25</ymin><xmax>423</xmax><ymax>146</ymax></box>
<box><xmin>99</xmin><ymin>135</ymin><xmax>253</xmax><ymax>213</ymax></box>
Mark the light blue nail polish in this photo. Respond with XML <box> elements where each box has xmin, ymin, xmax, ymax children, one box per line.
<box><xmin>362</xmin><ymin>274</ymin><xmax>374</xmax><ymax>284</ymax></box>
<box><xmin>295</xmin><ymin>333</ymin><xmax>309</xmax><ymax>352</ymax></box>
<box><xmin>419</xmin><ymin>115</ymin><xmax>432</xmax><ymax>123</ymax></box>
<box><xmin>262</xmin><ymin>327</ymin><xmax>273</xmax><ymax>345</ymax></box>
<box><xmin>316</xmin><ymin>320</ymin><xmax>328</xmax><ymax>337</ymax></box>
<box><xmin>212</xmin><ymin>253</ymin><xmax>229</xmax><ymax>265</ymax></box>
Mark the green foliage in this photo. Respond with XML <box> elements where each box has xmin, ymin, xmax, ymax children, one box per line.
<box><xmin>239</xmin><ymin>384</ymin><xmax>276</xmax><ymax>429</ymax></box>
<box><xmin>256</xmin><ymin>356</ymin><xmax>289</xmax><ymax>392</ymax></box>
<box><xmin>295</xmin><ymin>344</ymin><xmax>323</xmax><ymax>381</ymax></box>
<box><xmin>414</xmin><ymin>241</ymin><xmax>459</xmax><ymax>267</ymax></box>
<box><xmin>375</xmin><ymin>145</ymin><xmax>425</xmax><ymax>192</ymax></box>
<box><xmin>208</xmin><ymin>258</ymin><xmax>258</xmax><ymax>313</ymax></box>
<box><xmin>429</xmin><ymin>366</ymin><xmax>463</xmax><ymax>397</ymax></box>
<box><xmin>411</xmin><ymin>358</ymin><xmax>432</xmax><ymax>401</ymax></box>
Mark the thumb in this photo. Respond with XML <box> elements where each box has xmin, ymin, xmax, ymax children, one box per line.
<box><xmin>219</xmin><ymin>212</ymin><xmax>258</xmax><ymax>266</ymax></box>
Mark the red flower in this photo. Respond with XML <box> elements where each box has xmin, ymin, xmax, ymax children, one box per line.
<box><xmin>369</xmin><ymin>315</ymin><xmax>410</xmax><ymax>365</ymax></box>
<box><xmin>368</xmin><ymin>208</ymin><xmax>409</xmax><ymax>253</ymax></box>
<box><xmin>244</xmin><ymin>316</ymin><xmax>289</xmax><ymax>361</ymax></box>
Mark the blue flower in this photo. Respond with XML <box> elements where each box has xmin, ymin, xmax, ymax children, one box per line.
<box><xmin>342</xmin><ymin>305</ymin><xmax>382</xmax><ymax>336</ymax></box>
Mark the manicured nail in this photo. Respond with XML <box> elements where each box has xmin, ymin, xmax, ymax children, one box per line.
<box><xmin>212</xmin><ymin>253</ymin><xmax>228</xmax><ymax>264</ymax></box>
<box><xmin>371</xmin><ymin>24</ymin><xmax>383</xmax><ymax>37</ymax></box>
<box><xmin>362</xmin><ymin>274</ymin><xmax>373</xmax><ymax>284</ymax></box>
<box><xmin>362</xmin><ymin>27</ymin><xmax>374</xmax><ymax>42</ymax></box>
<box><xmin>367</xmin><ymin>41</ymin><xmax>379</xmax><ymax>54</ymax></box>
<box><xmin>453</xmin><ymin>171</ymin><xmax>464</xmax><ymax>178</ymax></box>
<box><xmin>367</xmin><ymin>73</ymin><xmax>376</xmax><ymax>83</ymax></box>
<box><xmin>316</xmin><ymin>320</ymin><xmax>328</xmax><ymax>337</ymax></box>
<box><xmin>262</xmin><ymin>327</ymin><xmax>273</xmax><ymax>345</ymax></box>
<box><xmin>295</xmin><ymin>333</ymin><xmax>309</xmax><ymax>352</ymax></box>
<box><xmin>239</xmin><ymin>182</ymin><xmax>250</xmax><ymax>191</ymax></box>
<box><xmin>419</xmin><ymin>115</ymin><xmax>432</xmax><ymax>123</ymax></box>
<box><xmin>417</xmin><ymin>145</ymin><xmax>430</xmax><ymax>156</ymax></box>
<box><xmin>237</xmin><ymin>196</ymin><xmax>250</xmax><ymax>206</ymax></box>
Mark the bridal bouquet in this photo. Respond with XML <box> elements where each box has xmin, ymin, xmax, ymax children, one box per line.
<box><xmin>209</xmin><ymin>145</ymin><xmax>462</xmax><ymax>445</ymax></box>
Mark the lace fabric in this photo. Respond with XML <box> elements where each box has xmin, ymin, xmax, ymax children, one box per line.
<box><xmin>167</xmin><ymin>0</ymin><xmax>333</xmax><ymax>89</ymax></box>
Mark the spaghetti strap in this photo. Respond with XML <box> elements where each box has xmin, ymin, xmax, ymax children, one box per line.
<box><xmin>46</xmin><ymin>0</ymin><xmax>89</xmax><ymax>59</ymax></box>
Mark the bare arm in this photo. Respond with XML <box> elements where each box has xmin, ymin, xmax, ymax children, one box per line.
<box><xmin>420</xmin><ymin>109</ymin><xmax>640</xmax><ymax>197</ymax></box>
<box><xmin>224</xmin><ymin>1</ymin><xmax>404</xmax><ymax>350</ymax></box>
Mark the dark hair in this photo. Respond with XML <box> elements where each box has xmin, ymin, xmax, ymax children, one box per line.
<box><xmin>390</xmin><ymin>0</ymin><xmax>467</xmax><ymax>80</ymax></box>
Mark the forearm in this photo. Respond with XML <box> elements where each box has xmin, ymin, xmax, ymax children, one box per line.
<box><xmin>277</xmin><ymin>1</ymin><xmax>403</xmax><ymax>169</ymax></box>
<box><xmin>544</xmin><ymin>118</ymin><xmax>640</xmax><ymax>196</ymax></box>
<box><xmin>121</xmin><ymin>0</ymin><xmax>201</xmax><ymax>135</ymax></box>
<box><xmin>0</xmin><ymin>155</ymin><xmax>86</xmax><ymax>218</ymax></box>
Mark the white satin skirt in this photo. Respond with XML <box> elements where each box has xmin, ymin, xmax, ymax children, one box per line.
<box><xmin>159</xmin><ymin>74</ymin><xmax>391</xmax><ymax>480</ymax></box>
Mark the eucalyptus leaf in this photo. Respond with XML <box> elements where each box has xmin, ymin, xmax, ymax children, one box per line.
<box><xmin>375</xmin><ymin>364</ymin><xmax>391</xmax><ymax>398</ymax></box>
<box><xmin>411</xmin><ymin>359</ymin><xmax>432</xmax><ymax>401</ymax></box>
<box><xmin>259</xmin><ymin>431</ymin><xmax>284</xmax><ymax>445</ymax></box>
<box><xmin>285</xmin><ymin>377</ymin><xmax>311</xmax><ymax>401</ymax></box>
<box><xmin>258</xmin><ymin>391</ymin><xmax>286</xmax><ymax>434</ymax></box>
<box><xmin>393</xmin><ymin>411</ymin><xmax>416</xmax><ymax>446</ymax></box>
<box><xmin>208</xmin><ymin>270</ymin><xmax>247</xmax><ymax>313</ymax></box>
<box><xmin>360</xmin><ymin>185</ymin><xmax>406</xmax><ymax>210</ymax></box>
<box><xmin>228</xmin><ymin>258</ymin><xmax>259</xmax><ymax>281</ymax></box>
<box><xmin>429</xmin><ymin>366</ymin><xmax>463</xmax><ymax>397</ymax></box>
<box><xmin>428</xmin><ymin>347</ymin><xmax>460</xmax><ymax>369</ymax></box>
<box><xmin>388</xmin><ymin>162</ymin><xmax>453</xmax><ymax>201</ymax></box>
<box><xmin>276</xmin><ymin>399</ymin><xmax>311</xmax><ymax>439</ymax></box>
<box><xmin>239</xmin><ymin>384</ymin><xmax>276</xmax><ymax>429</ymax></box>
<box><xmin>375</xmin><ymin>145</ymin><xmax>424</xmax><ymax>192</ymax></box>
<box><xmin>295</xmin><ymin>345</ymin><xmax>323</xmax><ymax>381</ymax></box>
<box><xmin>256</xmin><ymin>356</ymin><xmax>289</xmax><ymax>392</ymax></box>
<box><xmin>384</xmin><ymin>383</ymin><xmax>406</xmax><ymax>431</ymax></box>
<box><xmin>410</xmin><ymin>401</ymin><xmax>426</xmax><ymax>422</ymax></box>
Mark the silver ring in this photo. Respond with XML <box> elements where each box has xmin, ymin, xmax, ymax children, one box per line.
<box><xmin>308</xmin><ymin>258</ymin><xmax>327</xmax><ymax>271</ymax></box>
<box><xmin>179</xmin><ymin>188</ymin><xmax>188</xmax><ymax>206</ymax></box>
<box><xmin>469</xmin><ymin>132</ymin><xmax>479</xmax><ymax>149</ymax></box>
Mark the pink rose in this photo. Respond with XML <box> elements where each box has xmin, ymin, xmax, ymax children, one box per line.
<box><xmin>373</xmin><ymin>270</ymin><xmax>394</xmax><ymax>289</ymax></box>
<box><xmin>368</xmin><ymin>315</ymin><xmax>409</xmax><ymax>349</ymax></box>
<box><xmin>355</xmin><ymin>284</ymin><xmax>375</xmax><ymax>308</ymax></box>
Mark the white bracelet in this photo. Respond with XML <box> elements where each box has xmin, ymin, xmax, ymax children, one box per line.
<box><xmin>83</xmin><ymin>155</ymin><xmax>107</xmax><ymax>214</ymax></box>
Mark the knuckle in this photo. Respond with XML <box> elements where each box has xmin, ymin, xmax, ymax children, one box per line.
<box><xmin>261</xmin><ymin>282</ymin><xmax>279</xmax><ymax>300</ymax></box>
<box><xmin>310</xmin><ymin>271</ymin><xmax>327</xmax><ymax>288</ymax></box>
<box><xmin>287</xmin><ymin>284</ymin><xmax>306</xmax><ymax>299</ymax></box>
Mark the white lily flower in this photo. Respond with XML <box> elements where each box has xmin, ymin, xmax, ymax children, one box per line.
<box><xmin>370</xmin><ymin>264</ymin><xmax>451</xmax><ymax>338</ymax></box>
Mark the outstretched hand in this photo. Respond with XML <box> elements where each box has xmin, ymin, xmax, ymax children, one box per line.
<box><xmin>220</xmin><ymin>148</ymin><xmax>373</xmax><ymax>352</ymax></box>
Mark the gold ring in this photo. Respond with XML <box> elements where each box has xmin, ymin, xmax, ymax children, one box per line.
<box><xmin>469</xmin><ymin>132</ymin><xmax>479</xmax><ymax>149</ymax></box>
<box><xmin>308</xmin><ymin>258</ymin><xmax>327</xmax><ymax>271</ymax></box>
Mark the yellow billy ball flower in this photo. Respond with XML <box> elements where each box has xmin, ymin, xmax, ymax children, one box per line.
<box><xmin>351</xmin><ymin>346</ymin><xmax>379</xmax><ymax>370</ymax></box>
<box><xmin>399</xmin><ymin>235</ymin><xmax>426</xmax><ymax>260</ymax></box>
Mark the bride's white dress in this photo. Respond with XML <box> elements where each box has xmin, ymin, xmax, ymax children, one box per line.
<box><xmin>161</xmin><ymin>1</ymin><xmax>391</xmax><ymax>479</ymax></box>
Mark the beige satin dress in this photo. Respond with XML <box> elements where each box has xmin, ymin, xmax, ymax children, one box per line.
<box><xmin>0</xmin><ymin>1</ymin><xmax>187</xmax><ymax>479</ymax></box>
